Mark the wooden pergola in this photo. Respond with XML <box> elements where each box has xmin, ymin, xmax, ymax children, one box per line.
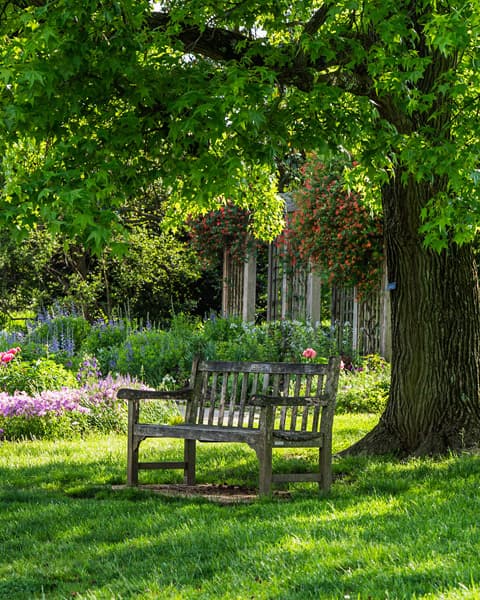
<box><xmin>220</xmin><ymin>193</ymin><xmax>391</xmax><ymax>359</ymax></box>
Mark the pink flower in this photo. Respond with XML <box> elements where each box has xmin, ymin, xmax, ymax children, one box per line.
<box><xmin>302</xmin><ymin>348</ymin><xmax>317</xmax><ymax>359</ymax></box>
<box><xmin>1</xmin><ymin>353</ymin><xmax>15</xmax><ymax>363</ymax></box>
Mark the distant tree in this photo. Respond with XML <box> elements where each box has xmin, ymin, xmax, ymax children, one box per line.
<box><xmin>0</xmin><ymin>217</ymin><xmax>207</xmax><ymax>323</ymax></box>
<box><xmin>107</xmin><ymin>226</ymin><xmax>208</xmax><ymax>322</ymax></box>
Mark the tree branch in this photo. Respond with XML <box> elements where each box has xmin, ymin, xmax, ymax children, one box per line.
<box><xmin>147</xmin><ymin>4</ymin><xmax>376</xmax><ymax>97</ymax></box>
<box><xmin>302</xmin><ymin>2</ymin><xmax>333</xmax><ymax>36</ymax></box>
<box><xmin>147</xmin><ymin>10</ymin><xmax>327</xmax><ymax>92</ymax></box>
<box><xmin>148</xmin><ymin>11</ymin><xmax>257</xmax><ymax>64</ymax></box>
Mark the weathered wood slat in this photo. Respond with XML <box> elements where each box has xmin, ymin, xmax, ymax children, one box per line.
<box><xmin>135</xmin><ymin>423</ymin><xmax>262</xmax><ymax>445</ymax></box>
<box><xmin>227</xmin><ymin>372</ymin><xmax>239</xmax><ymax>427</ymax></box>
<box><xmin>118</xmin><ymin>388</ymin><xmax>192</xmax><ymax>400</ymax></box>
<box><xmin>198</xmin><ymin>360</ymin><xmax>332</xmax><ymax>375</ymax></box>
<box><xmin>273</xmin><ymin>430</ymin><xmax>323</xmax><ymax>442</ymax></box>
<box><xmin>272</xmin><ymin>473</ymin><xmax>322</xmax><ymax>483</ymax></box>
<box><xmin>237</xmin><ymin>373</ymin><xmax>249</xmax><ymax>427</ymax></box>
<box><xmin>138</xmin><ymin>461</ymin><xmax>185</xmax><ymax>470</ymax></box>
<box><xmin>247</xmin><ymin>372</ymin><xmax>259</xmax><ymax>429</ymax></box>
<box><xmin>249</xmin><ymin>395</ymin><xmax>329</xmax><ymax>406</ymax></box>
<box><xmin>290</xmin><ymin>374</ymin><xmax>302</xmax><ymax>431</ymax></box>
<box><xmin>301</xmin><ymin>376</ymin><xmax>312</xmax><ymax>430</ymax></box>
<box><xmin>217</xmin><ymin>373</ymin><xmax>228</xmax><ymax>425</ymax></box>
<box><xmin>196</xmin><ymin>371</ymin><xmax>207</xmax><ymax>423</ymax></box>
<box><xmin>207</xmin><ymin>372</ymin><xmax>218</xmax><ymax>426</ymax></box>
<box><xmin>279</xmin><ymin>373</ymin><xmax>290</xmax><ymax>431</ymax></box>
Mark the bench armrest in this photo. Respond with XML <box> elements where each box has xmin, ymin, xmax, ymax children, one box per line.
<box><xmin>248</xmin><ymin>394</ymin><xmax>329</xmax><ymax>407</ymax></box>
<box><xmin>117</xmin><ymin>387</ymin><xmax>193</xmax><ymax>401</ymax></box>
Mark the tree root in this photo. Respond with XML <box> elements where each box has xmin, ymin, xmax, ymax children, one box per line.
<box><xmin>338</xmin><ymin>419</ymin><xmax>480</xmax><ymax>458</ymax></box>
<box><xmin>338</xmin><ymin>420</ymin><xmax>405</xmax><ymax>457</ymax></box>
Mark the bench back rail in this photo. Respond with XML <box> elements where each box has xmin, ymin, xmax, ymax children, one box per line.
<box><xmin>188</xmin><ymin>360</ymin><xmax>332</xmax><ymax>440</ymax></box>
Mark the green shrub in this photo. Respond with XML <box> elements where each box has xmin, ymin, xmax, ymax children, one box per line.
<box><xmin>263</xmin><ymin>320</ymin><xmax>333</xmax><ymax>362</ymax></box>
<box><xmin>0</xmin><ymin>412</ymin><xmax>87</xmax><ymax>441</ymax></box>
<box><xmin>0</xmin><ymin>358</ymin><xmax>77</xmax><ymax>395</ymax></box>
<box><xmin>336</xmin><ymin>355</ymin><xmax>390</xmax><ymax>413</ymax></box>
<box><xmin>103</xmin><ymin>317</ymin><xmax>339</xmax><ymax>385</ymax></box>
<box><xmin>80</xmin><ymin>318</ymin><xmax>135</xmax><ymax>374</ymax></box>
<box><xmin>211</xmin><ymin>321</ymin><xmax>276</xmax><ymax>362</ymax></box>
<box><xmin>109</xmin><ymin>315</ymin><xmax>207</xmax><ymax>386</ymax></box>
<box><xmin>11</xmin><ymin>340</ymin><xmax>48</xmax><ymax>362</ymax></box>
<box><xmin>208</xmin><ymin>319</ymin><xmax>333</xmax><ymax>363</ymax></box>
<box><xmin>115</xmin><ymin>331</ymin><xmax>190</xmax><ymax>386</ymax></box>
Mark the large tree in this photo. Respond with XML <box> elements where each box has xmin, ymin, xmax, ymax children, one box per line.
<box><xmin>2</xmin><ymin>1</ymin><xmax>480</xmax><ymax>454</ymax></box>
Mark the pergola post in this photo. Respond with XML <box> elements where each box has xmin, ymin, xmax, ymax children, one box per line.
<box><xmin>306</xmin><ymin>266</ymin><xmax>322</xmax><ymax>326</ymax></box>
<box><xmin>221</xmin><ymin>247</ymin><xmax>230</xmax><ymax>318</ymax></box>
<box><xmin>242</xmin><ymin>247</ymin><xmax>256</xmax><ymax>322</ymax></box>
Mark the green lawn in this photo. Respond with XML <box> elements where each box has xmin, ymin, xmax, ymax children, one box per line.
<box><xmin>1</xmin><ymin>414</ymin><xmax>480</xmax><ymax>599</ymax></box>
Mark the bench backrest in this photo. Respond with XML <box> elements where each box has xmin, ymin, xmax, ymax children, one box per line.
<box><xmin>185</xmin><ymin>356</ymin><xmax>340</xmax><ymax>437</ymax></box>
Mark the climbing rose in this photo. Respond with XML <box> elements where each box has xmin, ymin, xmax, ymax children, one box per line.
<box><xmin>302</xmin><ymin>348</ymin><xmax>317</xmax><ymax>359</ymax></box>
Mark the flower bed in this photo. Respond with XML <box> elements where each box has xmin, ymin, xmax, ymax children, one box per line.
<box><xmin>0</xmin><ymin>375</ymin><xmax>178</xmax><ymax>441</ymax></box>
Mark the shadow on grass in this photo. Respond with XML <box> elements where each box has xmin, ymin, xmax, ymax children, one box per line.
<box><xmin>1</xmin><ymin>436</ymin><xmax>480</xmax><ymax>598</ymax></box>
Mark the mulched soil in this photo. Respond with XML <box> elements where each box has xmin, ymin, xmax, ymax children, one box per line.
<box><xmin>113</xmin><ymin>483</ymin><xmax>291</xmax><ymax>503</ymax></box>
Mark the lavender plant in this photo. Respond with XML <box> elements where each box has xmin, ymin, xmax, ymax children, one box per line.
<box><xmin>0</xmin><ymin>373</ymin><xmax>179</xmax><ymax>440</ymax></box>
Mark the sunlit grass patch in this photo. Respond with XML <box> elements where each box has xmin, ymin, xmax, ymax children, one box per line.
<box><xmin>1</xmin><ymin>415</ymin><xmax>480</xmax><ymax>599</ymax></box>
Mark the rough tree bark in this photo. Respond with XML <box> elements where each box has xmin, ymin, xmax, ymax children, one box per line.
<box><xmin>346</xmin><ymin>173</ymin><xmax>480</xmax><ymax>456</ymax></box>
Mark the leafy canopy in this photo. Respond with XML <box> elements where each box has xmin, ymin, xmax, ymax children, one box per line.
<box><xmin>1</xmin><ymin>1</ymin><xmax>480</xmax><ymax>250</ymax></box>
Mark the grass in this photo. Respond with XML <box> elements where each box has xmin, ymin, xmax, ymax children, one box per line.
<box><xmin>1</xmin><ymin>414</ymin><xmax>480</xmax><ymax>599</ymax></box>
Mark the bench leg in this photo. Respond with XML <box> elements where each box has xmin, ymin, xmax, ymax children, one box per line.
<box><xmin>127</xmin><ymin>399</ymin><xmax>140</xmax><ymax>486</ymax></box>
<box><xmin>127</xmin><ymin>435</ymin><xmax>139</xmax><ymax>486</ymax></box>
<box><xmin>184</xmin><ymin>439</ymin><xmax>196</xmax><ymax>485</ymax></box>
<box><xmin>319</xmin><ymin>445</ymin><xmax>332</xmax><ymax>493</ymax></box>
<box><xmin>256</xmin><ymin>443</ymin><xmax>273</xmax><ymax>497</ymax></box>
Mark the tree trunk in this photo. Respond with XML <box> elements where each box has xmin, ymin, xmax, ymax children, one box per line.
<box><xmin>346</xmin><ymin>174</ymin><xmax>480</xmax><ymax>456</ymax></box>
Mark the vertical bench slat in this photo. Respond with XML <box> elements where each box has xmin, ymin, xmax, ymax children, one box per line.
<box><xmin>207</xmin><ymin>372</ymin><xmax>218</xmax><ymax>425</ymax></box>
<box><xmin>227</xmin><ymin>372</ymin><xmax>239</xmax><ymax>427</ymax></box>
<box><xmin>278</xmin><ymin>373</ymin><xmax>291</xmax><ymax>431</ymax></box>
<box><xmin>311</xmin><ymin>373</ymin><xmax>323</xmax><ymax>432</ymax></box>
<box><xmin>272</xmin><ymin>372</ymin><xmax>280</xmax><ymax>395</ymax></box>
<box><xmin>271</xmin><ymin>373</ymin><xmax>281</xmax><ymax>430</ymax></box>
<box><xmin>261</xmin><ymin>372</ymin><xmax>270</xmax><ymax>394</ymax></box>
<box><xmin>247</xmin><ymin>373</ymin><xmax>261</xmax><ymax>428</ymax></box>
<box><xmin>237</xmin><ymin>373</ymin><xmax>249</xmax><ymax>428</ymax></box>
<box><xmin>279</xmin><ymin>374</ymin><xmax>290</xmax><ymax>430</ymax></box>
<box><xmin>301</xmin><ymin>374</ymin><xmax>313</xmax><ymax>431</ymax></box>
<box><xmin>216</xmin><ymin>371</ymin><xmax>229</xmax><ymax>425</ymax></box>
<box><xmin>197</xmin><ymin>371</ymin><xmax>209</xmax><ymax>424</ymax></box>
<box><xmin>289</xmin><ymin>374</ymin><xmax>302</xmax><ymax>431</ymax></box>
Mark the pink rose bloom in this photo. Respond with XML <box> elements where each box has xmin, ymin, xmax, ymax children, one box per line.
<box><xmin>302</xmin><ymin>348</ymin><xmax>317</xmax><ymax>359</ymax></box>
<box><xmin>1</xmin><ymin>353</ymin><xmax>15</xmax><ymax>363</ymax></box>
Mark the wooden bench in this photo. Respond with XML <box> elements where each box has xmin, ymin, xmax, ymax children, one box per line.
<box><xmin>117</xmin><ymin>356</ymin><xmax>340</xmax><ymax>496</ymax></box>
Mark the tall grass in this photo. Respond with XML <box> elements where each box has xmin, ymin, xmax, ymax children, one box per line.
<box><xmin>1</xmin><ymin>414</ymin><xmax>480</xmax><ymax>599</ymax></box>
